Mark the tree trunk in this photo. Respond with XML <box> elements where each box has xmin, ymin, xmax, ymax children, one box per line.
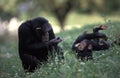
<box><xmin>52</xmin><ymin>0</ymin><xmax>74</xmax><ymax>31</ymax></box>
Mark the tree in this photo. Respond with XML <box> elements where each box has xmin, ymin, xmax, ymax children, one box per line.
<box><xmin>0</xmin><ymin>0</ymin><xmax>19</xmax><ymax>21</ymax></box>
<box><xmin>35</xmin><ymin>0</ymin><xmax>78</xmax><ymax>31</ymax></box>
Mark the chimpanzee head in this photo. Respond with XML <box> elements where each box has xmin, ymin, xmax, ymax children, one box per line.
<box><xmin>30</xmin><ymin>17</ymin><xmax>52</xmax><ymax>42</ymax></box>
<box><xmin>75</xmin><ymin>39</ymin><xmax>93</xmax><ymax>51</ymax></box>
<box><xmin>31</xmin><ymin>17</ymin><xmax>52</xmax><ymax>33</ymax></box>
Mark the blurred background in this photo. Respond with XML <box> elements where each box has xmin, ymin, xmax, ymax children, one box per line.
<box><xmin>0</xmin><ymin>0</ymin><xmax>120</xmax><ymax>36</ymax></box>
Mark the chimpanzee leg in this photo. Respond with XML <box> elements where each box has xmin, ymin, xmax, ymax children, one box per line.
<box><xmin>20</xmin><ymin>54</ymin><xmax>40</xmax><ymax>72</ymax></box>
<box><xmin>93</xmin><ymin>26</ymin><xmax>101</xmax><ymax>33</ymax></box>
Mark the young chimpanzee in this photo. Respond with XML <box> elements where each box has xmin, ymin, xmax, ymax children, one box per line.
<box><xmin>72</xmin><ymin>25</ymin><xmax>110</xmax><ymax>61</ymax></box>
<box><xmin>18</xmin><ymin>17</ymin><xmax>64</xmax><ymax>72</ymax></box>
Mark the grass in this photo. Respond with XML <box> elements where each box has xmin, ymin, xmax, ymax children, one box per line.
<box><xmin>0</xmin><ymin>14</ymin><xmax>120</xmax><ymax>78</ymax></box>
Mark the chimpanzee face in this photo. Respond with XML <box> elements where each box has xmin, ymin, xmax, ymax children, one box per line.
<box><xmin>42</xmin><ymin>32</ymin><xmax>49</xmax><ymax>42</ymax></box>
<box><xmin>75</xmin><ymin>40</ymin><xmax>93</xmax><ymax>51</ymax></box>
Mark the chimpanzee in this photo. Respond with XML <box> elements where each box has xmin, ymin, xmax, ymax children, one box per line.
<box><xmin>72</xmin><ymin>25</ymin><xmax>110</xmax><ymax>61</ymax></box>
<box><xmin>18</xmin><ymin>17</ymin><xmax>64</xmax><ymax>72</ymax></box>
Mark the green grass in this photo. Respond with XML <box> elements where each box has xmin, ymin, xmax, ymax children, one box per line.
<box><xmin>0</xmin><ymin>21</ymin><xmax>120</xmax><ymax>78</ymax></box>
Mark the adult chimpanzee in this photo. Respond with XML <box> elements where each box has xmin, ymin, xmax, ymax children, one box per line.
<box><xmin>18</xmin><ymin>17</ymin><xmax>64</xmax><ymax>72</ymax></box>
<box><xmin>72</xmin><ymin>25</ymin><xmax>110</xmax><ymax>61</ymax></box>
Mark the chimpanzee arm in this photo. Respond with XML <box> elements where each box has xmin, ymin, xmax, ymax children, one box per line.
<box><xmin>85</xmin><ymin>33</ymin><xmax>107</xmax><ymax>40</ymax></box>
<box><xmin>93</xmin><ymin>27</ymin><xmax>102</xmax><ymax>33</ymax></box>
<box><xmin>48</xmin><ymin>29</ymin><xmax>62</xmax><ymax>51</ymax></box>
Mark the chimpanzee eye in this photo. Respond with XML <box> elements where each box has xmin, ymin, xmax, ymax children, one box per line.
<box><xmin>36</xmin><ymin>27</ymin><xmax>41</xmax><ymax>30</ymax></box>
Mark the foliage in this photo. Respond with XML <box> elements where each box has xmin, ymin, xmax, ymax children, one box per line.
<box><xmin>0</xmin><ymin>0</ymin><xmax>19</xmax><ymax>21</ymax></box>
<box><xmin>0</xmin><ymin>21</ymin><xmax>120</xmax><ymax>78</ymax></box>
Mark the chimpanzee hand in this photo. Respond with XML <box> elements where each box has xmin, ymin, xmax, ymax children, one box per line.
<box><xmin>100</xmin><ymin>25</ymin><xmax>107</xmax><ymax>30</ymax></box>
<box><xmin>49</xmin><ymin>37</ymin><xmax>62</xmax><ymax>44</ymax></box>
